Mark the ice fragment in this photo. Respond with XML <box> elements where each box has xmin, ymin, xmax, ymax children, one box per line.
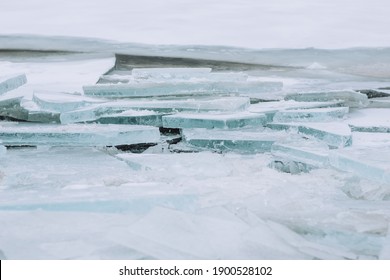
<box><xmin>0</xmin><ymin>74</ymin><xmax>27</xmax><ymax>95</ymax></box>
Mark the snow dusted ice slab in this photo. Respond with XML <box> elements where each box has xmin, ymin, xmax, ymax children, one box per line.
<box><xmin>131</xmin><ymin>67</ymin><xmax>212</xmax><ymax>79</ymax></box>
<box><xmin>248</xmin><ymin>100</ymin><xmax>343</xmax><ymax>121</ymax></box>
<box><xmin>182</xmin><ymin>129</ymin><xmax>288</xmax><ymax>153</ymax></box>
<box><xmin>0</xmin><ymin>96</ymin><xmax>28</xmax><ymax>121</ymax></box>
<box><xmin>271</xmin><ymin>138</ymin><xmax>330</xmax><ymax>167</ymax></box>
<box><xmin>32</xmin><ymin>91</ymin><xmax>106</xmax><ymax>113</ymax></box>
<box><xmin>60</xmin><ymin>97</ymin><xmax>250</xmax><ymax>124</ymax></box>
<box><xmin>285</xmin><ymin>90</ymin><xmax>368</xmax><ymax>108</ymax></box>
<box><xmin>83</xmin><ymin>80</ymin><xmax>282</xmax><ymax>99</ymax></box>
<box><xmin>0</xmin><ymin>74</ymin><xmax>27</xmax><ymax>95</ymax></box>
<box><xmin>273</xmin><ymin>107</ymin><xmax>349</xmax><ymax>123</ymax></box>
<box><xmin>94</xmin><ymin>110</ymin><xmax>164</xmax><ymax>127</ymax></box>
<box><xmin>0</xmin><ymin>123</ymin><xmax>160</xmax><ymax>146</ymax></box>
<box><xmin>162</xmin><ymin>112</ymin><xmax>267</xmax><ymax>129</ymax></box>
<box><xmin>347</xmin><ymin>108</ymin><xmax>390</xmax><ymax>133</ymax></box>
<box><xmin>329</xmin><ymin>146</ymin><xmax>390</xmax><ymax>184</ymax></box>
<box><xmin>268</xmin><ymin>122</ymin><xmax>352</xmax><ymax>148</ymax></box>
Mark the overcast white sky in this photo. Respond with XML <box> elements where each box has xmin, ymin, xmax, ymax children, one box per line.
<box><xmin>1</xmin><ymin>0</ymin><xmax>389</xmax><ymax>49</ymax></box>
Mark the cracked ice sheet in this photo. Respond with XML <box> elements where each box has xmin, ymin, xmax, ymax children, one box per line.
<box><xmin>0</xmin><ymin>56</ymin><xmax>114</xmax><ymax>95</ymax></box>
<box><xmin>1</xmin><ymin>149</ymin><xmax>389</xmax><ymax>259</ymax></box>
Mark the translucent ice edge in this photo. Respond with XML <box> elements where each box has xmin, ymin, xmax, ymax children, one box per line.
<box><xmin>0</xmin><ymin>74</ymin><xmax>27</xmax><ymax>95</ymax></box>
<box><xmin>0</xmin><ymin>123</ymin><xmax>160</xmax><ymax>146</ymax></box>
<box><xmin>60</xmin><ymin>97</ymin><xmax>250</xmax><ymax>124</ymax></box>
<box><xmin>83</xmin><ymin>80</ymin><xmax>282</xmax><ymax>98</ymax></box>
<box><xmin>285</xmin><ymin>90</ymin><xmax>368</xmax><ymax>108</ymax></box>
<box><xmin>268</xmin><ymin>123</ymin><xmax>352</xmax><ymax>148</ymax></box>
<box><xmin>32</xmin><ymin>91</ymin><xmax>106</xmax><ymax>113</ymax></box>
<box><xmin>162</xmin><ymin>112</ymin><xmax>267</xmax><ymax>129</ymax></box>
<box><xmin>0</xmin><ymin>145</ymin><xmax>6</xmax><ymax>156</ymax></box>
<box><xmin>92</xmin><ymin>110</ymin><xmax>165</xmax><ymax>127</ymax></box>
<box><xmin>0</xmin><ymin>96</ymin><xmax>28</xmax><ymax>121</ymax></box>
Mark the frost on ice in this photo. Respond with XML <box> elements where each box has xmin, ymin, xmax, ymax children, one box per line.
<box><xmin>1</xmin><ymin>42</ymin><xmax>390</xmax><ymax>260</ymax></box>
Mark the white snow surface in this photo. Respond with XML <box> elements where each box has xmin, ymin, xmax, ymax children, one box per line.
<box><xmin>1</xmin><ymin>0</ymin><xmax>390</xmax><ymax>49</ymax></box>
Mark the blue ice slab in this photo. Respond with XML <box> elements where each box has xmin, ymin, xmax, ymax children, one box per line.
<box><xmin>0</xmin><ymin>96</ymin><xmax>28</xmax><ymax>121</ymax></box>
<box><xmin>21</xmin><ymin>100</ymin><xmax>60</xmax><ymax>123</ymax></box>
<box><xmin>93</xmin><ymin>110</ymin><xmax>165</xmax><ymax>126</ymax></box>
<box><xmin>182</xmin><ymin>128</ymin><xmax>288</xmax><ymax>153</ymax></box>
<box><xmin>0</xmin><ymin>123</ymin><xmax>160</xmax><ymax>146</ymax></box>
<box><xmin>32</xmin><ymin>91</ymin><xmax>106</xmax><ymax>113</ymax></box>
<box><xmin>162</xmin><ymin>112</ymin><xmax>267</xmax><ymax>129</ymax></box>
<box><xmin>268</xmin><ymin>122</ymin><xmax>352</xmax><ymax>148</ymax></box>
<box><xmin>0</xmin><ymin>74</ymin><xmax>27</xmax><ymax>95</ymax></box>
<box><xmin>83</xmin><ymin>80</ymin><xmax>282</xmax><ymax>98</ymax></box>
<box><xmin>329</xmin><ymin>147</ymin><xmax>390</xmax><ymax>184</ymax></box>
<box><xmin>273</xmin><ymin>107</ymin><xmax>349</xmax><ymax>123</ymax></box>
<box><xmin>60</xmin><ymin>97</ymin><xmax>250</xmax><ymax>124</ymax></box>
<box><xmin>271</xmin><ymin>138</ymin><xmax>330</xmax><ymax>167</ymax></box>
<box><xmin>0</xmin><ymin>195</ymin><xmax>196</xmax><ymax>214</ymax></box>
<box><xmin>347</xmin><ymin>108</ymin><xmax>390</xmax><ymax>133</ymax></box>
<box><xmin>285</xmin><ymin>90</ymin><xmax>368</xmax><ymax>108</ymax></box>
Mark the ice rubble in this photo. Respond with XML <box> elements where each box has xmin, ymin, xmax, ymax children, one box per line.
<box><xmin>1</xmin><ymin>59</ymin><xmax>390</xmax><ymax>260</ymax></box>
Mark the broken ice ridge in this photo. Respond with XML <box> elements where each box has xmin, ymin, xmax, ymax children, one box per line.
<box><xmin>60</xmin><ymin>97</ymin><xmax>250</xmax><ymax>124</ymax></box>
<box><xmin>182</xmin><ymin>128</ymin><xmax>288</xmax><ymax>153</ymax></box>
<box><xmin>0</xmin><ymin>74</ymin><xmax>27</xmax><ymax>95</ymax></box>
<box><xmin>0</xmin><ymin>123</ymin><xmax>160</xmax><ymax>146</ymax></box>
<box><xmin>285</xmin><ymin>90</ymin><xmax>368</xmax><ymax>108</ymax></box>
<box><xmin>162</xmin><ymin>112</ymin><xmax>267</xmax><ymax>129</ymax></box>
<box><xmin>273</xmin><ymin>107</ymin><xmax>349</xmax><ymax>123</ymax></box>
<box><xmin>267</xmin><ymin>122</ymin><xmax>352</xmax><ymax>148</ymax></box>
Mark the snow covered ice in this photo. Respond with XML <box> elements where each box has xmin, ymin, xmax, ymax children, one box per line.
<box><xmin>1</xmin><ymin>0</ymin><xmax>390</xmax><ymax>261</ymax></box>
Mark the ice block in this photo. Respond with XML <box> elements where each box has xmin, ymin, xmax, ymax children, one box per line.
<box><xmin>273</xmin><ymin>107</ymin><xmax>349</xmax><ymax>123</ymax></box>
<box><xmin>0</xmin><ymin>123</ymin><xmax>160</xmax><ymax>146</ymax></box>
<box><xmin>182</xmin><ymin>128</ymin><xmax>288</xmax><ymax>153</ymax></box>
<box><xmin>162</xmin><ymin>112</ymin><xmax>267</xmax><ymax>129</ymax></box>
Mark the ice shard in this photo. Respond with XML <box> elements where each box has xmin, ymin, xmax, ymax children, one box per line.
<box><xmin>131</xmin><ymin>67</ymin><xmax>212</xmax><ymax>79</ymax></box>
<box><xmin>20</xmin><ymin>100</ymin><xmax>60</xmax><ymax>123</ymax></box>
<box><xmin>60</xmin><ymin>97</ymin><xmax>250</xmax><ymax>124</ymax></box>
<box><xmin>93</xmin><ymin>110</ymin><xmax>165</xmax><ymax>127</ymax></box>
<box><xmin>347</xmin><ymin>108</ymin><xmax>390</xmax><ymax>133</ymax></box>
<box><xmin>285</xmin><ymin>90</ymin><xmax>368</xmax><ymax>108</ymax></box>
<box><xmin>273</xmin><ymin>107</ymin><xmax>349</xmax><ymax>123</ymax></box>
<box><xmin>182</xmin><ymin>128</ymin><xmax>288</xmax><ymax>153</ymax></box>
<box><xmin>271</xmin><ymin>137</ymin><xmax>330</xmax><ymax>167</ymax></box>
<box><xmin>329</xmin><ymin>147</ymin><xmax>390</xmax><ymax>184</ymax></box>
<box><xmin>0</xmin><ymin>74</ymin><xmax>27</xmax><ymax>95</ymax></box>
<box><xmin>0</xmin><ymin>96</ymin><xmax>28</xmax><ymax>121</ymax></box>
<box><xmin>162</xmin><ymin>112</ymin><xmax>267</xmax><ymax>129</ymax></box>
<box><xmin>32</xmin><ymin>91</ymin><xmax>106</xmax><ymax>113</ymax></box>
<box><xmin>0</xmin><ymin>123</ymin><xmax>160</xmax><ymax>146</ymax></box>
<box><xmin>83</xmin><ymin>80</ymin><xmax>282</xmax><ymax>99</ymax></box>
<box><xmin>268</xmin><ymin>122</ymin><xmax>352</xmax><ymax>148</ymax></box>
